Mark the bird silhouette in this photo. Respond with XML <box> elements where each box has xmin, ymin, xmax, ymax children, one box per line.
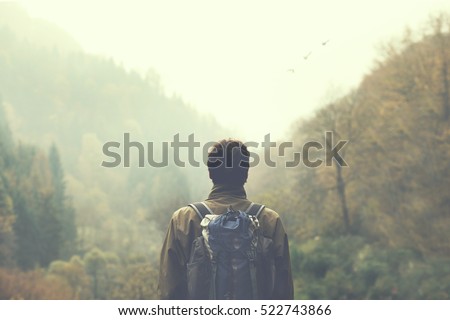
<box><xmin>287</xmin><ymin>68</ymin><xmax>295</xmax><ymax>73</ymax></box>
<box><xmin>303</xmin><ymin>51</ymin><xmax>312</xmax><ymax>60</ymax></box>
<box><xmin>322</xmin><ymin>39</ymin><xmax>330</xmax><ymax>46</ymax></box>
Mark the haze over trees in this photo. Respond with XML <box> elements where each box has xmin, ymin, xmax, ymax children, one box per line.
<box><xmin>0</xmin><ymin>4</ymin><xmax>225</xmax><ymax>299</ymax></box>
<box><xmin>1</xmin><ymin>3</ymin><xmax>450</xmax><ymax>299</ymax></box>
<box><xmin>249</xmin><ymin>13</ymin><xmax>450</xmax><ymax>299</ymax></box>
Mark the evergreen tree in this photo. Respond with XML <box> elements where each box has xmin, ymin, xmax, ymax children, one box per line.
<box><xmin>49</xmin><ymin>143</ymin><xmax>77</xmax><ymax>259</ymax></box>
<box><xmin>0</xmin><ymin>97</ymin><xmax>13</xmax><ymax>168</ymax></box>
<box><xmin>0</xmin><ymin>99</ymin><xmax>16</xmax><ymax>267</ymax></box>
<box><xmin>12</xmin><ymin>190</ymin><xmax>40</xmax><ymax>269</ymax></box>
<box><xmin>0</xmin><ymin>176</ymin><xmax>15</xmax><ymax>267</ymax></box>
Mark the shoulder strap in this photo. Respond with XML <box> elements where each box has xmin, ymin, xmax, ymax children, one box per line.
<box><xmin>245</xmin><ymin>202</ymin><xmax>265</xmax><ymax>217</ymax></box>
<box><xmin>245</xmin><ymin>202</ymin><xmax>264</xmax><ymax>299</ymax></box>
<box><xmin>188</xmin><ymin>202</ymin><xmax>213</xmax><ymax>220</ymax></box>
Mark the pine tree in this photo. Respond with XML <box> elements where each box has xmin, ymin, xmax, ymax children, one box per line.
<box><xmin>13</xmin><ymin>190</ymin><xmax>40</xmax><ymax>269</ymax></box>
<box><xmin>0</xmin><ymin>99</ymin><xmax>16</xmax><ymax>266</ymax></box>
<box><xmin>0</xmin><ymin>97</ymin><xmax>13</xmax><ymax>168</ymax></box>
<box><xmin>0</xmin><ymin>177</ymin><xmax>15</xmax><ymax>267</ymax></box>
<box><xmin>48</xmin><ymin>143</ymin><xmax>77</xmax><ymax>259</ymax></box>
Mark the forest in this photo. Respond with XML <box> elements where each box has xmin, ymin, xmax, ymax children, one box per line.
<box><xmin>1</xmin><ymin>4</ymin><xmax>450</xmax><ymax>299</ymax></box>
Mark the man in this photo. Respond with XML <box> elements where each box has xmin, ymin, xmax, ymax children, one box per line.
<box><xmin>158</xmin><ymin>139</ymin><xmax>293</xmax><ymax>299</ymax></box>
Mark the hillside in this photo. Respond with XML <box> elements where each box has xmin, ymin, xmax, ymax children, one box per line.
<box><xmin>2</xmin><ymin>3</ymin><xmax>450</xmax><ymax>300</ymax></box>
<box><xmin>249</xmin><ymin>13</ymin><xmax>450</xmax><ymax>299</ymax></box>
<box><xmin>0</xmin><ymin>4</ymin><xmax>228</xmax><ymax>299</ymax></box>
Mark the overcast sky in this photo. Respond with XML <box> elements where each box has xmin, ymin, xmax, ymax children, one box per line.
<box><xmin>18</xmin><ymin>0</ymin><xmax>450</xmax><ymax>142</ymax></box>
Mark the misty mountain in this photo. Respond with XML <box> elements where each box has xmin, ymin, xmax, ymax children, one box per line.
<box><xmin>0</xmin><ymin>3</ymin><xmax>81</xmax><ymax>53</ymax></box>
<box><xmin>0</xmin><ymin>4</ymin><xmax>225</xmax><ymax>162</ymax></box>
<box><xmin>0</xmin><ymin>4</ymin><xmax>228</xmax><ymax>260</ymax></box>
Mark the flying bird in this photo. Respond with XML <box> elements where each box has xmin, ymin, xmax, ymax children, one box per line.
<box><xmin>322</xmin><ymin>39</ymin><xmax>330</xmax><ymax>46</ymax></box>
<box><xmin>303</xmin><ymin>51</ymin><xmax>312</xmax><ymax>60</ymax></box>
<box><xmin>287</xmin><ymin>68</ymin><xmax>295</xmax><ymax>73</ymax></box>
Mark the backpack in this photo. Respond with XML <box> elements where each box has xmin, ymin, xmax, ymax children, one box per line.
<box><xmin>186</xmin><ymin>202</ymin><xmax>266</xmax><ymax>300</ymax></box>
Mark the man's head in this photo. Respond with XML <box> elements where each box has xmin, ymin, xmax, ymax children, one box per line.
<box><xmin>207</xmin><ymin>139</ymin><xmax>249</xmax><ymax>186</ymax></box>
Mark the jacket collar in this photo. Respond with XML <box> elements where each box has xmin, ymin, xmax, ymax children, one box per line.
<box><xmin>207</xmin><ymin>184</ymin><xmax>247</xmax><ymax>200</ymax></box>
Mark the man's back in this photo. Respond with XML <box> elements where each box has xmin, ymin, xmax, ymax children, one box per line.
<box><xmin>158</xmin><ymin>184</ymin><xmax>294</xmax><ymax>299</ymax></box>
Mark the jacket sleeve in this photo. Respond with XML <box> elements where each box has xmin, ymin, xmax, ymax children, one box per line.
<box><xmin>157</xmin><ymin>211</ymin><xmax>188</xmax><ymax>299</ymax></box>
<box><xmin>272</xmin><ymin>216</ymin><xmax>294</xmax><ymax>299</ymax></box>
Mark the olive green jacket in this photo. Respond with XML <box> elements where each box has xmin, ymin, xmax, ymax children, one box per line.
<box><xmin>158</xmin><ymin>184</ymin><xmax>294</xmax><ymax>299</ymax></box>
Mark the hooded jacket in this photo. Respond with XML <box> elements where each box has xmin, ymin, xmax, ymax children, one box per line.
<box><xmin>158</xmin><ymin>184</ymin><xmax>294</xmax><ymax>299</ymax></box>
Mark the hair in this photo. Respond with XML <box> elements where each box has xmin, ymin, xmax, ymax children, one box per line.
<box><xmin>207</xmin><ymin>139</ymin><xmax>250</xmax><ymax>186</ymax></box>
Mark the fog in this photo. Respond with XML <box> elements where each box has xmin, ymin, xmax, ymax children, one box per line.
<box><xmin>2</xmin><ymin>1</ymin><xmax>450</xmax><ymax>300</ymax></box>
<box><xmin>19</xmin><ymin>0</ymin><xmax>450</xmax><ymax>141</ymax></box>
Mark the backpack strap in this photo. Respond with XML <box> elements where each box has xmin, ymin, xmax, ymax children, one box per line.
<box><xmin>245</xmin><ymin>202</ymin><xmax>264</xmax><ymax>299</ymax></box>
<box><xmin>188</xmin><ymin>202</ymin><xmax>213</xmax><ymax>220</ymax></box>
<box><xmin>189</xmin><ymin>201</ymin><xmax>216</xmax><ymax>299</ymax></box>
<box><xmin>245</xmin><ymin>202</ymin><xmax>265</xmax><ymax>217</ymax></box>
<box><xmin>249</xmin><ymin>258</ymin><xmax>258</xmax><ymax>299</ymax></box>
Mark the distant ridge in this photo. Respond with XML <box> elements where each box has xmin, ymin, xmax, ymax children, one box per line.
<box><xmin>0</xmin><ymin>2</ymin><xmax>81</xmax><ymax>52</ymax></box>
